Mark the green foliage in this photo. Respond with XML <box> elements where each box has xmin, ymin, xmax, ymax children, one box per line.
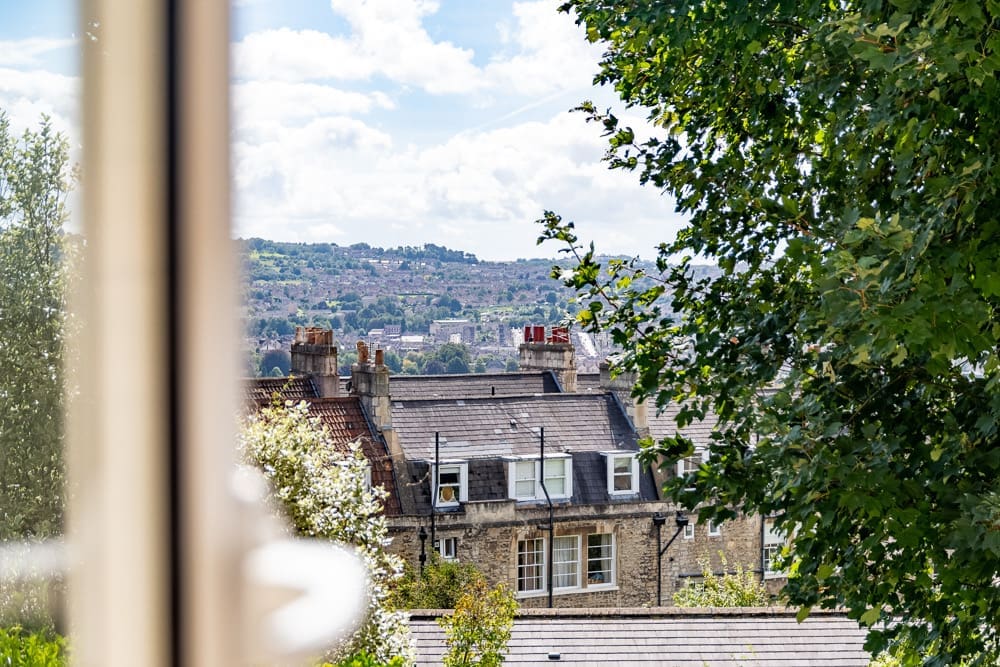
<box><xmin>0</xmin><ymin>112</ymin><xmax>73</xmax><ymax>540</ymax></box>
<box><xmin>0</xmin><ymin>626</ymin><xmax>66</xmax><ymax>666</ymax></box>
<box><xmin>543</xmin><ymin>0</ymin><xmax>1000</xmax><ymax>662</ymax></box>
<box><xmin>320</xmin><ymin>650</ymin><xmax>405</xmax><ymax>667</ymax></box>
<box><xmin>438</xmin><ymin>579</ymin><xmax>517</xmax><ymax>667</ymax></box>
<box><xmin>672</xmin><ymin>556</ymin><xmax>770</xmax><ymax>608</ymax></box>
<box><xmin>390</xmin><ymin>554</ymin><xmax>486</xmax><ymax>610</ymax></box>
<box><xmin>240</xmin><ymin>401</ymin><xmax>414</xmax><ymax>665</ymax></box>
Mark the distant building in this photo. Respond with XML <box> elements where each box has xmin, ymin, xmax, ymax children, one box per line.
<box><xmin>429</xmin><ymin>318</ymin><xmax>476</xmax><ymax>344</ymax></box>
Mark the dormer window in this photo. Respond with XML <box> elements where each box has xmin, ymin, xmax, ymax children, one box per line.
<box><xmin>507</xmin><ymin>455</ymin><xmax>572</xmax><ymax>501</ymax></box>
<box><xmin>433</xmin><ymin>461</ymin><xmax>468</xmax><ymax>508</ymax></box>
<box><xmin>603</xmin><ymin>452</ymin><xmax>639</xmax><ymax>495</ymax></box>
<box><xmin>677</xmin><ymin>448</ymin><xmax>708</xmax><ymax>479</ymax></box>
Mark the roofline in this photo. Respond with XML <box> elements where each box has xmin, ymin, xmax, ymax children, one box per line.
<box><xmin>407</xmin><ymin>607</ymin><xmax>851</xmax><ymax>620</ymax></box>
<box><xmin>389</xmin><ymin>392</ymin><xmax>616</xmax><ymax>406</ymax></box>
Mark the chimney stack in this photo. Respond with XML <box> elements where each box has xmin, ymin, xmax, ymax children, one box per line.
<box><xmin>518</xmin><ymin>325</ymin><xmax>577</xmax><ymax>392</ymax></box>
<box><xmin>350</xmin><ymin>341</ymin><xmax>392</xmax><ymax>432</ymax></box>
<box><xmin>290</xmin><ymin>326</ymin><xmax>339</xmax><ymax>397</ymax></box>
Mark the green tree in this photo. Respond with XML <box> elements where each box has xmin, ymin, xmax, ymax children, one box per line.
<box><xmin>542</xmin><ymin>0</ymin><xmax>1000</xmax><ymax>662</ymax></box>
<box><xmin>672</xmin><ymin>556</ymin><xmax>770</xmax><ymax>608</ymax></box>
<box><xmin>438</xmin><ymin>579</ymin><xmax>517</xmax><ymax>667</ymax></box>
<box><xmin>0</xmin><ymin>113</ymin><xmax>73</xmax><ymax>540</ymax></box>
<box><xmin>389</xmin><ymin>554</ymin><xmax>486</xmax><ymax>610</ymax></box>
<box><xmin>240</xmin><ymin>401</ymin><xmax>414</xmax><ymax>665</ymax></box>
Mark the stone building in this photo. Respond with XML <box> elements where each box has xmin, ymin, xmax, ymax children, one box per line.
<box><xmin>246</xmin><ymin>325</ymin><xmax>783</xmax><ymax>607</ymax></box>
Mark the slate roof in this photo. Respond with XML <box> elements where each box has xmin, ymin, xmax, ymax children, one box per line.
<box><xmin>388</xmin><ymin>371</ymin><xmax>561</xmax><ymax>401</ymax></box>
<box><xmin>390</xmin><ymin>393</ymin><xmax>640</xmax><ymax>460</ymax></box>
<box><xmin>574</xmin><ymin>373</ymin><xmax>603</xmax><ymax>394</ymax></box>
<box><xmin>410</xmin><ymin>608</ymin><xmax>870</xmax><ymax>666</ymax></box>
<box><xmin>647</xmin><ymin>401</ymin><xmax>719</xmax><ymax>450</ymax></box>
<box><xmin>391</xmin><ymin>393</ymin><xmax>658</xmax><ymax>512</ymax></box>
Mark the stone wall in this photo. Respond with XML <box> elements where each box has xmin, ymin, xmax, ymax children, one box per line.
<box><xmin>387</xmin><ymin>501</ymin><xmax>773</xmax><ymax>608</ymax></box>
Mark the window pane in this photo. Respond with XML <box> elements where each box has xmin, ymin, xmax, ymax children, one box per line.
<box><xmin>543</xmin><ymin>458</ymin><xmax>565</xmax><ymax>495</ymax></box>
<box><xmin>515</xmin><ymin>460</ymin><xmax>535</xmax><ymax>498</ymax></box>
<box><xmin>587</xmin><ymin>534</ymin><xmax>613</xmax><ymax>585</ymax></box>
<box><xmin>612</xmin><ymin>456</ymin><xmax>633</xmax><ymax>491</ymax></box>
<box><xmin>613</xmin><ymin>457</ymin><xmax>631</xmax><ymax>474</ymax></box>
<box><xmin>517</xmin><ymin>538</ymin><xmax>545</xmax><ymax>592</ymax></box>
<box><xmin>553</xmin><ymin>536</ymin><xmax>579</xmax><ymax>589</ymax></box>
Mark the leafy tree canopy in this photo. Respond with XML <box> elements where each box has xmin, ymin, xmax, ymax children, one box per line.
<box><xmin>0</xmin><ymin>113</ymin><xmax>73</xmax><ymax>540</ymax></box>
<box><xmin>438</xmin><ymin>578</ymin><xmax>517</xmax><ymax>667</ymax></box>
<box><xmin>542</xmin><ymin>0</ymin><xmax>1000</xmax><ymax>662</ymax></box>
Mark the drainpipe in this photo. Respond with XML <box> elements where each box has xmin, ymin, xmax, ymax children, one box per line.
<box><xmin>539</xmin><ymin>426</ymin><xmax>554</xmax><ymax>608</ymax></box>
<box><xmin>431</xmin><ymin>432</ymin><xmax>439</xmax><ymax>550</ymax></box>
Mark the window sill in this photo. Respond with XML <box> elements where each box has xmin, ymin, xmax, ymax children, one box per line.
<box><xmin>516</xmin><ymin>585</ymin><xmax>619</xmax><ymax>599</ymax></box>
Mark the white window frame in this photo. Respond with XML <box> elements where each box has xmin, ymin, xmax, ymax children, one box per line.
<box><xmin>586</xmin><ymin>533</ymin><xmax>616</xmax><ymax>588</ymax></box>
<box><xmin>604</xmin><ymin>452</ymin><xmax>640</xmax><ymax>496</ymax></box>
<box><xmin>683</xmin><ymin>522</ymin><xmax>695</xmax><ymax>540</ymax></box>
<box><xmin>676</xmin><ymin>447</ymin><xmax>708</xmax><ymax>478</ymax></box>
<box><xmin>506</xmin><ymin>455</ymin><xmax>572</xmax><ymax>501</ymax></box>
<box><xmin>516</xmin><ymin>537</ymin><xmax>546</xmax><ymax>594</ymax></box>
<box><xmin>552</xmin><ymin>535</ymin><xmax>581</xmax><ymax>590</ymax></box>
<box><xmin>432</xmin><ymin>461</ymin><xmax>468</xmax><ymax>508</ymax></box>
<box><xmin>512</xmin><ymin>459</ymin><xmax>537</xmax><ymax>500</ymax></box>
<box><xmin>763</xmin><ymin>518</ymin><xmax>786</xmax><ymax>578</ymax></box>
<box><xmin>708</xmin><ymin>520</ymin><xmax>721</xmax><ymax>537</ymax></box>
<box><xmin>438</xmin><ymin>536</ymin><xmax>458</xmax><ymax>561</ymax></box>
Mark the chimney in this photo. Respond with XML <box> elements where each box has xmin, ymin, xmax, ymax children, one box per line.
<box><xmin>290</xmin><ymin>326</ymin><xmax>339</xmax><ymax>397</ymax></box>
<box><xmin>518</xmin><ymin>325</ymin><xmax>577</xmax><ymax>392</ymax></box>
<box><xmin>350</xmin><ymin>341</ymin><xmax>392</xmax><ymax>432</ymax></box>
<box><xmin>599</xmin><ymin>360</ymin><xmax>649</xmax><ymax>438</ymax></box>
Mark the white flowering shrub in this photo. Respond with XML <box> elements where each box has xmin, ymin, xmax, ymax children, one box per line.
<box><xmin>240</xmin><ymin>400</ymin><xmax>414</xmax><ymax>665</ymax></box>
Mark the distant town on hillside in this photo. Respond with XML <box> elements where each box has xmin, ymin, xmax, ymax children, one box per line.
<box><xmin>240</xmin><ymin>237</ymin><xmax>720</xmax><ymax>378</ymax></box>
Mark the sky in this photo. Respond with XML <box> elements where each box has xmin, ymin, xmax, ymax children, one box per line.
<box><xmin>0</xmin><ymin>0</ymin><xmax>686</xmax><ymax>261</ymax></box>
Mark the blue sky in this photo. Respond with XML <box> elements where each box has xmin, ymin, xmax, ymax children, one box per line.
<box><xmin>0</xmin><ymin>1</ymin><xmax>684</xmax><ymax>261</ymax></box>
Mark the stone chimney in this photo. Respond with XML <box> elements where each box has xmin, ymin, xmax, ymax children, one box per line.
<box><xmin>350</xmin><ymin>342</ymin><xmax>392</xmax><ymax>432</ymax></box>
<box><xmin>599</xmin><ymin>360</ymin><xmax>649</xmax><ymax>438</ymax></box>
<box><xmin>290</xmin><ymin>326</ymin><xmax>339</xmax><ymax>397</ymax></box>
<box><xmin>518</xmin><ymin>325</ymin><xmax>577</xmax><ymax>392</ymax></box>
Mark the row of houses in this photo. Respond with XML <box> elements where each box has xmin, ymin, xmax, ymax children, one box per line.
<box><xmin>245</xmin><ymin>326</ymin><xmax>786</xmax><ymax>607</ymax></box>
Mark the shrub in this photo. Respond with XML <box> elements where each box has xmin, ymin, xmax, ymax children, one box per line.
<box><xmin>0</xmin><ymin>626</ymin><xmax>66</xmax><ymax>666</ymax></box>
<box><xmin>672</xmin><ymin>555</ymin><xmax>770</xmax><ymax>608</ymax></box>
<box><xmin>438</xmin><ymin>579</ymin><xmax>517</xmax><ymax>667</ymax></box>
<box><xmin>390</xmin><ymin>554</ymin><xmax>485</xmax><ymax>610</ymax></box>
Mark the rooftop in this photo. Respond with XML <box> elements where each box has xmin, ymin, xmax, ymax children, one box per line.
<box><xmin>390</xmin><ymin>393</ymin><xmax>640</xmax><ymax>460</ymax></box>
<box><xmin>389</xmin><ymin>371</ymin><xmax>561</xmax><ymax>401</ymax></box>
<box><xmin>409</xmin><ymin>608</ymin><xmax>870</xmax><ymax>666</ymax></box>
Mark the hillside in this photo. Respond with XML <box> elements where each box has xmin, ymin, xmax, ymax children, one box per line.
<box><xmin>239</xmin><ymin>238</ymin><xmax>717</xmax><ymax>377</ymax></box>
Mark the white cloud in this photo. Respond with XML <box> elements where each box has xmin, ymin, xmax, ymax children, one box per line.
<box><xmin>484</xmin><ymin>1</ymin><xmax>603</xmax><ymax>96</ymax></box>
<box><xmin>233</xmin><ymin>0</ymin><xmax>599</xmax><ymax>98</ymax></box>
<box><xmin>233</xmin><ymin>1</ymin><xmax>483</xmax><ymax>94</ymax></box>
<box><xmin>0</xmin><ymin>67</ymin><xmax>79</xmax><ymax>137</ymax></box>
<box><xmin>0</xmin><ymin>38</ymin><xmax>76</xmax><ymax>68</ymax></box>
<box><xmin>228</xmin><ymin>0</ymin><xmax>678</xmax><ymax>258</ymax></box>
<box><xmin>233</xmin><ymin>110</ymin><xmax>679</xmax><ymax>260</ymax></box>
<box><xmin>233</xmin><ymin>81</ymin><xmax>392</xmax><ymax>136</ymax></box>
<box><xmin>232</xmin><ymin>28</ymin><xmax>373</xmax><ymax>82</ymax></box>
